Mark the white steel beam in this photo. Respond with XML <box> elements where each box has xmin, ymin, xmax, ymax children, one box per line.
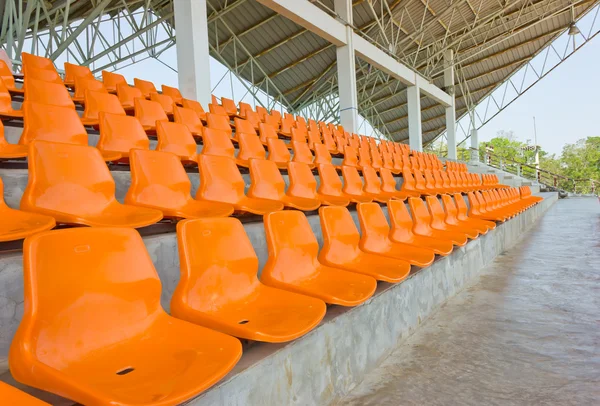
<box><xmin>407</xmin><ymin>85</ymin><xmax>422</xmax><ymax>151</ymax></box>
<box><xmin>335</xmin><ymin>0</ymin><xmax>359</xmax><ymax>132</ymax></box>
<box><xmin>174</xmin><ymin>0</ymin><xmax>211</xmax><ymax>107</ymax></box>
<box><xmin>444</xmin><ymin>49</ymin><xmax>457</xmax><ymax>159</ymax></box>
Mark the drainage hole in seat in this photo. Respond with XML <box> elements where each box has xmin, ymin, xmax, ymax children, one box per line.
<box><xmin>238</xmin><ymin>320</ymin><xmax>249</xmax><ymax>324</ymax></box>
<box><xmin>116</xmin><ymin>367</ymin><xmax>135</xmax><ymax>375</ymax></box>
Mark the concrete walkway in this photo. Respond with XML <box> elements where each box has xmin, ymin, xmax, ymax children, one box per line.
<box><xmin>340</xmin><ymin>198</ymin><xmax>600</xmax><ymax>406</ymax></box>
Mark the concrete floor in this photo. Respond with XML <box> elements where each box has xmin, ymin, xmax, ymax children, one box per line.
<box><xmin>340</xmin><ymin>198</ymin><xmax>600</xmax><ymax>406</ymax></box>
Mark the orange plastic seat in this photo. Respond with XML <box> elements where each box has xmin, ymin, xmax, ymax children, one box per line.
<box><xmin>156</xmin><ymin>120</ymin><xmax>198</xmax><ymax>164</ymax></box>
<box><xmin>236</xmin><ymin>132</ymin><xmax>267</xmax><ymax>166</ymax></box>
<box><xmin>426</xmin><ymin>195</ymin><xmax>478</xmax><ymax>239</ymax></box>
<box><xmin>234</xmin><ymin>117</ymin><xmax>257</xmax><ymax>139</ymax></box>
<box><xmin>162</xmin><ymin>84</ymin><xmax>183</xmax><ymax>105</ymax></box>
<box><xmin>0</xmin><ymin>60</ymin><xmax>23</xmax><ymax>93</ymax></box>
<box><xmin>319</xmin><ymin>206</ymin><xmax>411</xmax><ymax>282</ymax></box>
<box><xmin>262</xmin><ymin>210</ymin><xmax>376</xmax><ymax>306</ymax></box>
<box><xmin>21</xmin><ymin>141</ymin><xmax>162</xmax><ymax>227</ymax></box>
<box><xmin>0</xmin><ymin>120</ymin><xmax>27</xmax><ymax>158</ymax></box>
<box><xmin>116</xmin><ymin>83</ymin><xmax>143</xmax><ymax>110</ymax></box>
<box><xmin>259</xmin><ymin>122</ymin><xmax>278</xmax><ymax>145</ymax></box>
<box><xmin>341</xmin><ymin>165</ymin><xmax>372</xmax><ymax>203</ymax></box>
<box><xmin>0</xmin><ymin>381</ymin><xmax>50</xmax><ymax>405</ymax></box>
<box><xmin>342</xmin><ymin>145</ymin><xmax>359</xmax><ymax>167</ymax></box>
<box><xmin>150</xmin><ymin>92</ymin><xmax>175</xmax><ymax>115</ymax></box>
<box><xmin>72</xmin><ymin>76</ymin><xmax>107</xmax><ymax>102</ymax></box>
<box><xmin>408</xmin><ymin>197</ymin><xmax>467</xmax><ymax>246</ymax></box>
<box><xmin>0</xmin><ymin>77</ymin><xmax>23</xmax><ymax>118</ymax></box>
<box><xmin>314</xmin><ymin>163</ymin><xmax>351</xmax><ymax>206</ymax></box>
<box><xmin>362</xmin><ymin>166</ymin><xmax>401</xmax><ymax>202</ymax></box>
<box><xmin>441</xmin><ymin>194</ymin><xmax>490</xmax><ymax>235</ymax></box>
<box><xmin>202</xmin><ymin>127</ymin><xmax>236</xmax><ymax>158</ymax></box>
<box><xmin>63</xmin><ymin>62</ymin><xmax>93</xmax><ymax>87</ymax></box>
<box><xmin>387</xmin><ymin>200</ymin><xmax>453</xmax><ymax>256</ymax></box>
<box><xmin>21</xmin><ymin>101</ymin><xmax>121</xmax><ymax>161</ymax></box>
<box><xmin>291</xmin><ymin>141</ymin><xmax>315</xmax><ymax>168</ymax></box>
<box><xmin>10</xmin><ymin>227</ymin><xmax>242</xmax><ymax>405</ymax></box>
<box><xmin>173</xmin><ymin>105</ymin><xmax>204</xmax><ymax>137</ymax></box>
<box><xmin>380</xmin><ymin>168</ymin><xmax>409</xmax><ymax>200</ymax></box>
<box><xmin>134</xmin><ymin>97</ymin><xmax>169</xmax><ymax>132</ymax></box>
<box><xmin>285</xmin><ymin>161</ymin><xmax>326</xmax><ymax>203</ymax></box>
<box><xmin>0</xmin><ymin>176</ymin><xmax>55</xmax><ymax>241</ymax></box>
<box><xmin>172</xmin><ymin>217</ymin><xmax>325</xmax><ymax>342</ymax></box>
<box><xmin>101</xmin><ymin>70</ymin><xmax>127</xmax><ymax>93</ymax></box>
<box><xmin>22</xmin><ymin>52</ymin><xmax>55</xmax><ymax>71</ymax></box>
<box><xmin>23</xmin><ymin>65</ymin><xmax>63</xmax><ymax>84</ymax></box>
<box><xmin>126</xmin><ymin>149</ymin><xmax>233</xmax><ymax>218</ymax></box>
<box><xmin>220</xmin><ymin>97</ymin><xmax>239</xmax><ymax>116</ymax></box>
<box><xmin>313</xmin><ymin>143</ymin><xmax>337</xmax><ymax>167</ymax></box>
<box><xmin>452</xmin><ymin>192</ymin><xmax>496</xmax><ymax>231</ymax></box>
<box><xmin>197</xmin><ymin>154</ymin><xmax>283</xmax><ymax>214</ymax></box>
<box><xmin>80</xmin><ymin>89</ymin><xmax>126</xmax><ymax>126</ymax></box>
<box><xmin>24</xmin><ymin>78</ymin><xmax>74</xmax><ymax>109</ymax></box>
<box><xmin>208</xmin><ymin>102</ymin><xmax>229</xmax><ymax>117</ymax></box>
<box><xmin>357</xmin><ymin>202</ymin><xmax>435</xmax><ymax>267</ymax></box>
<box><xmin>182</xmin><ymin>98</ymin><xmax>207</xmax><ymax>121</ymax></box>
<box><xmin>267</xmin><ymin>138</ymin><xmax>291</xmax><ymax>168</ymax></box>
<box><xmin>98</xmin><ymin>112</ymin><xmax>150</xmax><ymax>159</ymax></box>
<box><xmin>206</xmin><ymin>112</ymin><xmax>233</xmax><ymax>137</ymax></box>
<box><xmin>248</xmin><ymin>158</ymin><xmax>321</xmax><ymax>211</ymax></box>
<box><xmin>467</xmin><ymin>192</ymin><xmax>506</xmax><ymax>222</ymax></box>
<box><xmin>134</xmin><ymin>77</ymin><xmax>158</xmax><ymax>98</ymax></box>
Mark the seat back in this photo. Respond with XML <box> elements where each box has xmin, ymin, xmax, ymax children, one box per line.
<box><xmin>341</xmin><ymin>165</ymin><xmax>365</xmax><ymax>197</ymax></box>
<box><xmin>20</xmin><ymin>101</ymin><xmax>87</xmax><ymax>146</ymax></box>
<box><xmin>181</xmin><ymin>98</ymin><xmax>207</xmax><ymax>120</ymax></box>
<box><xmin>400</xmin><ymin>167</ymin><xmax>417</xmax><ymax>193</ymax></box>
<box><xmin>206</xmin><ymin>112</ymin><xmax>232</xmax><ymax>137</ymax></box>
<box><xmin>379</xmin><ymin>168</ymin><xmax>399</xmax><ymax>193</ymax></box>
<box><xmin>362</xmin><ymin>166</ymin><xmax>383</xmax><ymax>195</ymax></box>
<box><xmin>149</xmin><ymin>92</ymin><xmax>175</xmax><ymax>115</ymax></box>
<box><xmin>307</xmin><ymin>130</ymin><xmax>322</xmax><ymax>149</ymax></box>
<box><xmin>21</xmin><ymin>141</ymin><xmax>117</xmax><ymax>214</ymax></box>
<box><xmin>24</xmin><ymin>78</ymin><xmax>74</xmax><ymax>109</ymax></box>
<box><xmin>441</xmin><ymin>195</ymin><xmax>460</xmax><ymax>225</ymax></box>
<box><xmin>202</xmin><ymin>128</ymin><xmax>235</xmax><ymax>158</ymax></box>
<box><xmin>73</xmin><ymin>76</ymin><xmax>107</xmax><ymax>100</ymax></box>
<box><xmin>101</xmin><ymin>70</ymin><xmax>127</xmax><ymax>92</ymax></box>
<box><xmin>234</xmin><ymin>117</ymin><xmax>257</xmax><ymax>137</ymax></box>
<box><xmin>0</xmin><ymin>60</ymin><xmax>16</xmax><ymax>88</ymax></box>
<box><xmin>197</xmin><ymin>155</ymin><xmax>246</xmax><ymax>204</ymax></box>
<box><xmin>173</xmin><ymin>105</ymin><xmax>204</xmax><ymax>137</ymax></box>
<box><xmin>258</xmin><ymin>122</ymin><xmax>278</xmax><ymax>144</ymax></box>
<box><xmin>161</xmin><ymin>84</ymin><xmax>183</xmax><ymax>105</ymax></box>
<box><xmin>322</xmin><ymin>129</ymin><xmax>337</xmax><ymax>152</ymax></box>
<box><xmin>237</xmin><ymin>132</ymin><xmax>266</xmax><ymax>162</ymax></box>
<box><xmin>64</xmin><ymin>63</ymin><xmax>93</xmax><ymax>85</ymax></box>
<box><xmin>319</xmin><ymin>206</ymin><xmax>361</xmax><ymax>262</ymax></box>
<box><xmin>82</xmin><ymin>90</ymin><xmax>126</xmax><ymax>122</ymax></box>
<box><xmin>126</xmin><ymin>149</ymin><xmax>192</xmax><ymax>209</ymax></box>
<box><xmin>357</xmin><ymin>202</ymin><xmax>392</xmax><ymax>251</ymax></box>
<box><xmin>156</xmin><ymin>121</ymin><xmax>197</xmax><ymax>162</ymax></box>
<box><xmin>0</xmin><ymin>77</ymin><xmax>14</xmax><ymax>112</ymax></box>
<box><xmin>134</xmin><ymin>98</ymin><xmax>169</xmax><ymax>130</ymax></box>
<box><xmin>387</xmin><ymin>199</ymin><xmax>416</xmax><ymax>241</ymax></box>
<box><xmin>174</xmin><ymin>218</ymin><xmax>260</xmax><ymax>312</ymax></box>
<box><xmin>316</xmin><ymin>163</ymin><xmax>343</xmax><ymax>197</ymax></box>
<box><xmin>263</xmin><ymin>211</ymin><xmax>319</xmax><ymax>280</ymax></box>
<box><xmin>133</xmin><ymin>77</ymin><xmax>157</xmax><ymax>98</ymax></box>
<box><xmin>98</xmin><ymin>112</ymin><xmax>150</xmax><ymax>155</ymax></box>
<box><xmin>24</xmin><ymin>66</ymin><xmax>63</xmax><ymax>84</ymax></box>
<box><xmin>221</xmin><ymin>97</ymin><xmax>238</xmax><ymax>116</ymax></box>
<box><xmin>425</xmin><ymin>196</ymin><xmax>448</xmax><ymax>228</ymax></box>
<box><xmin>358</xmin><ymin>147</ymin><xmax>371</xmax><ymax>168</ymax></box>
<box><xmin>22</xmin><ymin>52</ymin><xmax>55</xmax><ymax>71</ymax></box>
<box><xmin>408</xmin><ymin>197</ymin><xmax>434</xmax><ymax>235</ymax></box>
<box><xmin>291</xmin><ymin>127</ymin><xmax>307</xmax><ymax>144</ymax></box>
<box><xmin>248</xmin><ymin>158</ymin><xmax>285</xmax><ymax>201</ymax></box>
<box><xmin>208</xmin><ymin>102</ymin><xmax>229</xmax><ymax>117</ymax></box>
<box><xmin>288</xmin><ymin>162</ymin><xmax>318</xmax><ymax>199</ymax></box>
<box><xmin>291</xmin><ymin>141</ymin><xmax>313</xmax><ymax>165</ymax></box>
<box><xmin>267</xmin><ymin>138</ymin><xmax>291</xmax><ymax>164</ymax></box>
<box><xmin>116</xmin><ymin>83</ymin><xmax>142</xmax><ymax>108</ymax></box>
<box><xmin>313</xmin><ymin>143</ymin><xmax>333</xmax><ymax>165</ymax></box>
<box><xmin>11</xmin><ymin>227</ymin><xmax>163</xmax><ymax>372</ymax></box>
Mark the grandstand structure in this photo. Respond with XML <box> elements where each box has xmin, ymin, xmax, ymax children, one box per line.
<box><xmin>0</xmin><ymin>1</ymin><xmax>596</xmax><ymax>405</ymax></box>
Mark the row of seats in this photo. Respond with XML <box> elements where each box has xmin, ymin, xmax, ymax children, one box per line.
<box><xmin>7</xmin><ymin>186</ymin><xmax>542</xmax><ymax>405</ymax></box>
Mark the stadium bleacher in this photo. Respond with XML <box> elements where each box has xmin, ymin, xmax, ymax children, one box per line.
<box><xmin>0</xmin><ymin>52</ymin><xmax>543</xmax><ymax>405</ymax></box>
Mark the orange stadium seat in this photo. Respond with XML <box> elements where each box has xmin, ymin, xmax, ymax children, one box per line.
<box><xmin>362</xmin><ymin>166</ymin><xmax>402</xmax><ymax>203</ymax></box>
<box><xmin>0</xmin><ymin>176</ymin><xmax>55</xmax><ymax>242</ymax></box>
<box><xmin>409</xmin><ymin>197</ymin><xmax>467</xmax><ymax>246</ymax></box>
<box><xmin>452</xmin><ymin>192</ymin><xmax>496</xmax><ymax>231</ymax></box>
<box><xmin>116</xmin><ymin>83</ymin><xmax>143</xmax><ymax>111</ymax></box>
<box><xmin>0</xmin><ymin>120</ymin><xmax>27</xmax><ymax>158</ymax></box>
<box><xmin>156</xmin><ymin>120</ymin><xmax>198</xmax><ymax>164</ymax></box>
<box><xmin>318</xmin><ymin>206</ymin><xmax>411</xmax><ymax>283</ymax></box>
<box><xmin>126</xmin><ymin>149</ymin><xmax>233</xmax><ymax>218</ymax></box>
<box><xmin>23</xmin><ymin>66</ymin><xmax>63</xmax><ymax>84</ymax></box>
<box><xmin>426</xmin><ymin>196</ymin><xmax>478</xmax><ymax>239</ymax></box>
<box><xmin>162</xmin><ymin>84</ymin><xmax>183</xmax><ymax>105</ymax></box>
<box><xmin>10</xmin><ymin>227</ymin><xmax>242</xmax><ymax>405</ymax></box>
<box><xmin>259</xmin><ymin>122</ymin><xmax>278</xmax><ymax>145</ymax></box>
<box><xmin>248</xmin><ymin>158</ymin><xmax>321</xmax><ymax>211</ymax></box>
<box><xmin>262</xmin><ymin>210</ymin><xmax>377</xmax><ymax>306</ymax></box>
<box><xmin>202</xmin><ymin>127</ymin><xmax>236</xmax><ymax>158</ymax></box>
<box><xmin>467</xmin><ymin>192</ymin><xmax>507</xmax><ymax>222</ymax></box>
<box><xmin>342</xmin><ymin>145</ymin><xmax>359</xmax><ymax>167</ymax></box>
<box><xmin>0</xmin><ymin>60</ymin><xmax>23</xmax><ymax>93</ymax></box>
<box><xmin>220</xmin><ymin>97</ymin><xmax>239</xmax><ymax>117</ymax></box>
<box><xmin>72</xmin><ymin>76</ymin><xmax>107</xmax><ymax>103</ymax></box>
<box><xmin>134</xmin><ymin>97</ymin><xmax>169</xmax><ymax>132</ymax></box>
<box><xmin>173</xmin><ymin>105</ymin><xmax>204</xmax><ymax>137</ymax></box>
<box><xmin>21</xmin><ymin>141</ymin><xmax>162</xmax><ymax>227</ymax></box>
<box><xmin>0</xmin><ymin>381</ymin><xmax>49</xmax><ymax>405</ymax></box>
<box><xmin>341</xmin><ymin>165</ymin><xmax>372</xmax><ymax>203</ymax></box>
<box><xmin>441</xmin><ymin>194</ymin><xmax>491</xmax><ymax>235</ymax></box>
<box><xmin>150</xmin><ymin>91</ymin><xmax>175</xmax><ymax>115</ymax></box>
<box><xmin>208</xmin><ymin>102</ymin><xmax>229</xmax><ymax>117</ymax></box>
<box><xmin>291</xmin><ymin>141</ymin><xmax>315</xmax><ymax>168</ymax></box>
<box><xmin>63</xmin><ymin>62</ymin><xmax>93</xmax><ymax>87</ymax></box>
<box><xmin>24</xmin><ymin>78</ymin><xmax>74</xmax><ymax>109</ymax></box>
<box><xmin>101</xmin><ymin>70</ymin><xmax>127</xmax><ymax>93</ymax></box>
<box><xmin>97</xmin><ymin>112</ymin><xmax>150</xmax><ymax>159</ymax></box>
<box><xmin>357</xmin><ymin>202</ymin><xmax>435</xmax><ymax>267</ymax></box>
<box><xmin>197</xmin><ymin>154</ymin><xmax>283</xmax><ymax>214</ymax></box>
<box><xmin>313</xmin><ymin>143</ymin><xmax>337</xmax><ymax>168</ymax></box>
<box><xmin>314</xmin><ymin>163</ymin><xmax>351</xmax><ymax>206</ymax></box>
<box><xmin>206</xmin><ymin>112</ymin><xmax>232</xmax><ymax>136</ymax></box>
<box><xmin>21</xmin><ymin>52</ymin><xmax>55</xmax><ymax>71</ymax></box>
<box><xmin>133</xmin><ymin>77</ymin><xmax>157</xmax><ymax>98</ymax></box>
<box><xmin>380</xmin><ymin>168</ymin><xmax>409</xmax><ymax>200</ymax></box>
<box><xmin>0</xmin><ymin>77</ymin><xmax>23</xmax><ymax>118</ymax></box>
<box><xmin>172</xmin><ymin>217</ymin><xmax>326</xmax><ymax>342</ymax></box>
<box><xmin>234</xmin><ymin>117</ymin><xmax>257</xmax><ymax>139</ymax></box>
<box><xmin>266</xmin><ymin>138</ymin><xmax>291</xmax><ymax>169</ymax></box>
<box><xmin>20</xmin><ymin>101</ymin><xmax>121</xmax><ymax>161</ymax></box>
<box><xmin>182</xmin><ymin>98</ymin><xmax>207</xmax><ymax>121</ymax></box>
<box><xmin>80</xmin><ymin>89</ymin><xmax>126</xmax><ymax>126</ymax></box>
<box><xmin>236</xmin><ymin>132</ymin><xmax>267</xmax><ymax>166</ymax></box>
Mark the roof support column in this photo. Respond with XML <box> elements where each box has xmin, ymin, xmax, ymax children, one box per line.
<box><xmin>470</xmin><ymin>112</ymin><xmax>479</xmax><ymax>162</ymax></box>
<box><xmin>407</xmin><ymin>85</ymin><xmax>422</xmax><ymax>152</ymax></box>
<box><xmin>335</xmin><ymin>0</ymin><xmax>359</xmax><ymax>133</ymax></box>
<box><xmin>444</xmin><ymin>49</ymin><xmax>457</xmax><ymax>159</ymax></box>
<box><xmin>174</xmin><ymin>0</ymin><xmax>211</xmax><ymax>107</ymax></box>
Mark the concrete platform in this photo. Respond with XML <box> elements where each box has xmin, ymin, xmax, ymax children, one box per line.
<box><xmin>340</xmin><ymin>197</ymin><xmax>600</xmax><ymax>406</ymax></box>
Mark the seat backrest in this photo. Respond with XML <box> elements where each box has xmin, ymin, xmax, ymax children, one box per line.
<box><xmin>238</xmin><ymin>101</ymin><xmax>253</xmax><ymax>118</ymax></box>
<box><xmin>357</xmin><ymin>202</ymin><xmax>392</xmax><ymax>250</ymax></box>
<box><xmin>208</xmin><ymin>102</ymin><xmax>229</xmax><ymax>117</ymax></box>
<box><xmin>133</xmin><ymin>77</ymin><xmax>157</xmax><ymax>98</ymax></box>
<box><xmin>20</xmin><ymin>101</ymin><xmax>87</xmax><ymax>146</ymax></box>
<box><xmin>388</xmin><ymin>199</ymin><xmax>415</xmax><ymax>241</ymax></box>
<box><xmin>425</xmin><ymin>196</ymin><xmax>447</xmax><ymax>228</ymax></box>
<box><xmin>0</xmin><ymin>77</ymin><xmax>14</xmax><ymax>111</ymax></box>
<box><xmin>263</xmin><ymin>211</ymin><xmax>320</xmax><ymax>278</ymax></box>
<box><xmin>126</xmin><ymin>149</ymin><xmax>192</xmax><ymax>208</ymax></box>
<box><xmin>0</xmin><ymin>60</ymin><xmax>16</xmax><ymax>88</ymax></box>
<box><xmin>287</xmin><ymin>161</ymin><xmax>318</xmax><ymax>199</ymax></box>
<box><xmin>319</xmin><ymin>206</ymin><xmax>361</xmax><ymax>261</ymax></box>
<box><xmin>237</xmin><ymin>132</ymin><xmax>266</xmax><ymax>162</ymax></box>
<box><xmin>341</xmin><ymin>165</ymin><xmax>365</xmax><ymax>197</ymax></box>
<box><xmin>248</xmin><ymin>158</ymin><xmax>285</xmax><ymax>200</ymax></box>
<box><xmin>173</xmin><ymin>105</ymin><xmax>204</xmax><ymax>136</ymax></box>
<box><xmin>291</xmin><ymin>141</ymin><xmax>313</xmax><ymax>165</ymax></box>
<box><xmin>181</xmin><ymin>98</ymin><xmax>207</xmax><ymax>120</ymax></box>
<box><xmin>413</xmin><ymin>169</ymin><xmax>427</xmax><ymax>190</ymax></box>
<box><xmin>267</xmin><ymin>138</ymin><xmax>291</xmax><ymax>163</ymax></box>
<box><xmin>73</xmin><ymin>76</ymin><xmax>107</xmax><ymax>100</ymax></box>
<box><xmin>206</xmin><ymin>112</ymin><xmax>232</xmax><ymax>136</ymax></box>
<box><xmin>149</xmin><ymin>92</ymin><xmax>175</xmax><ymax>115</ymax></box>
<box><xmin>156</xmin><ymin>121</ymin><xmax>197</xmax><ymax>162</ymax></box>
<box><xmin>21</xmin><ymin>52</ymin><xmax>55</xmax><ymax>71</ymax></box>
<box><xmin>101</xmin><ymin>70</ymin><xmax>127</xmax><ymax>92</ymax></box>
<box><xmin>24</xmin><ymin>65</ymin><xmax>63</xmax><ymax>84</ymax></box>
<box><xmin>258</xmin><ymin>122</ymin><xmax>278</xmax><ymax>144</ymax></box>
<box><xmin>134</xmin><ymin>98</ymin><xmax>169</xmax><ymax>129</ymax></box>
<box><xmin>379</xmin><ymin>168</ymin><xmax>398</xmax><ymax>193</ymax></box>
<box><xmin>196</xmin><ymin>155</ymin><xmax>246</xmax><ymax>204</ymax></box>
<box><xmin>24</xmin><ymin>78</ymin><xmax>74</xmax><ymax>109</ymax></box>
<box><xmin>234</xmin><ymin>117</ymin><xmax>257</xmax><ymax>137</ymax></box>
<box><xmin>202</xmin><ymin>128</ymin><xmax>235</xmax><ymax>158</ymax></box>
<box><xmin>452</xmin><ymin>193</ymin><xmax>469</xmax><ymax>220</ymax></box>
<box><xmin>175</xmin><ymin>218</ymin><xmax>260</xmax><ymax>311</ymax></box>
<box><xmin>161</xmin><ymin>84</ymin><xmax>183</xmax><ymax>105</ymax></box>
<box><xmin>322</xmin><ymin>129</ymin><xmax>337</xmax><ymax>152</ymax></box>
<box><xmin>82</xmin><ymin>90</ymin><xmax>126</xmax><ymax>122</ymax></box>
<box><xmin>14</xmin><ymin>226</ymin><xmax>163</xmax><ymax>367</ymax></box>
<box><xmin>313</xmin><ymin>143</ymin><xmax>332</xmax><ymax>165</ymax></box>
<box><xmin>263</xmin><ymin>114</ymin><xmax>280</xmax><ymax>130</ymax></box>
<box><xmin>441</xmin><ymin>195</ymin><xmax>461</xmax><ymax>225</ymax></box>
<box><xmin>370</xmin><ymin>148</ymin><xmax>383</xmax><ymax>169</ymax></box>
<box><xmin>307</xmin><ymin>130</ymin><xmax>322</xmax><ymax>149</ymax></box>
<box><xmin>116</xmin><ymin>83</ymin><xmax>143</xmax><ymax>108</ymax></box>
<box><xmin>358</xmin><ymin>147</ymin><xmax>371</xmax><ymax>168</ymax></box>
<box><xmin>22</xmin><ymin>141</ymin><xmax>117</xmax><ymax>214</ymax></box>
<box><xmin>221</xmin><ymin>97</ymin><xmax>238</xmax><ymax>116</ymax></box>
<box><xmin>315</xmin><ymin>163</ymin><xmax>343</xmax><ymax>196</ymax></box>
<box><xmin>343</xmin><ymin>146</ymin><xmax>359</xmax><ymax>167</ymax></box>
<box><xmin>362</xmin><ymin>166</ymin><xmax>383</xmax><ymax>195</ymax></box>
<box><xmin>408</xmin><ymin>197</ymin><xmax>433</xmax><ymax>235</ymax></box>
<box><xmin>63</xmin><ymin>62</ymin><xmax>93</xmax><ymax>85</ymax></box>
<box><xmin>98</xmin><ymin>112</ymin><xmax>149</xmax><ymax>154</ymax></box>
<box><xmin>291</xmin><ymin>127</ymin><xmax>307</xmax><ymax>144</ymax></box>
